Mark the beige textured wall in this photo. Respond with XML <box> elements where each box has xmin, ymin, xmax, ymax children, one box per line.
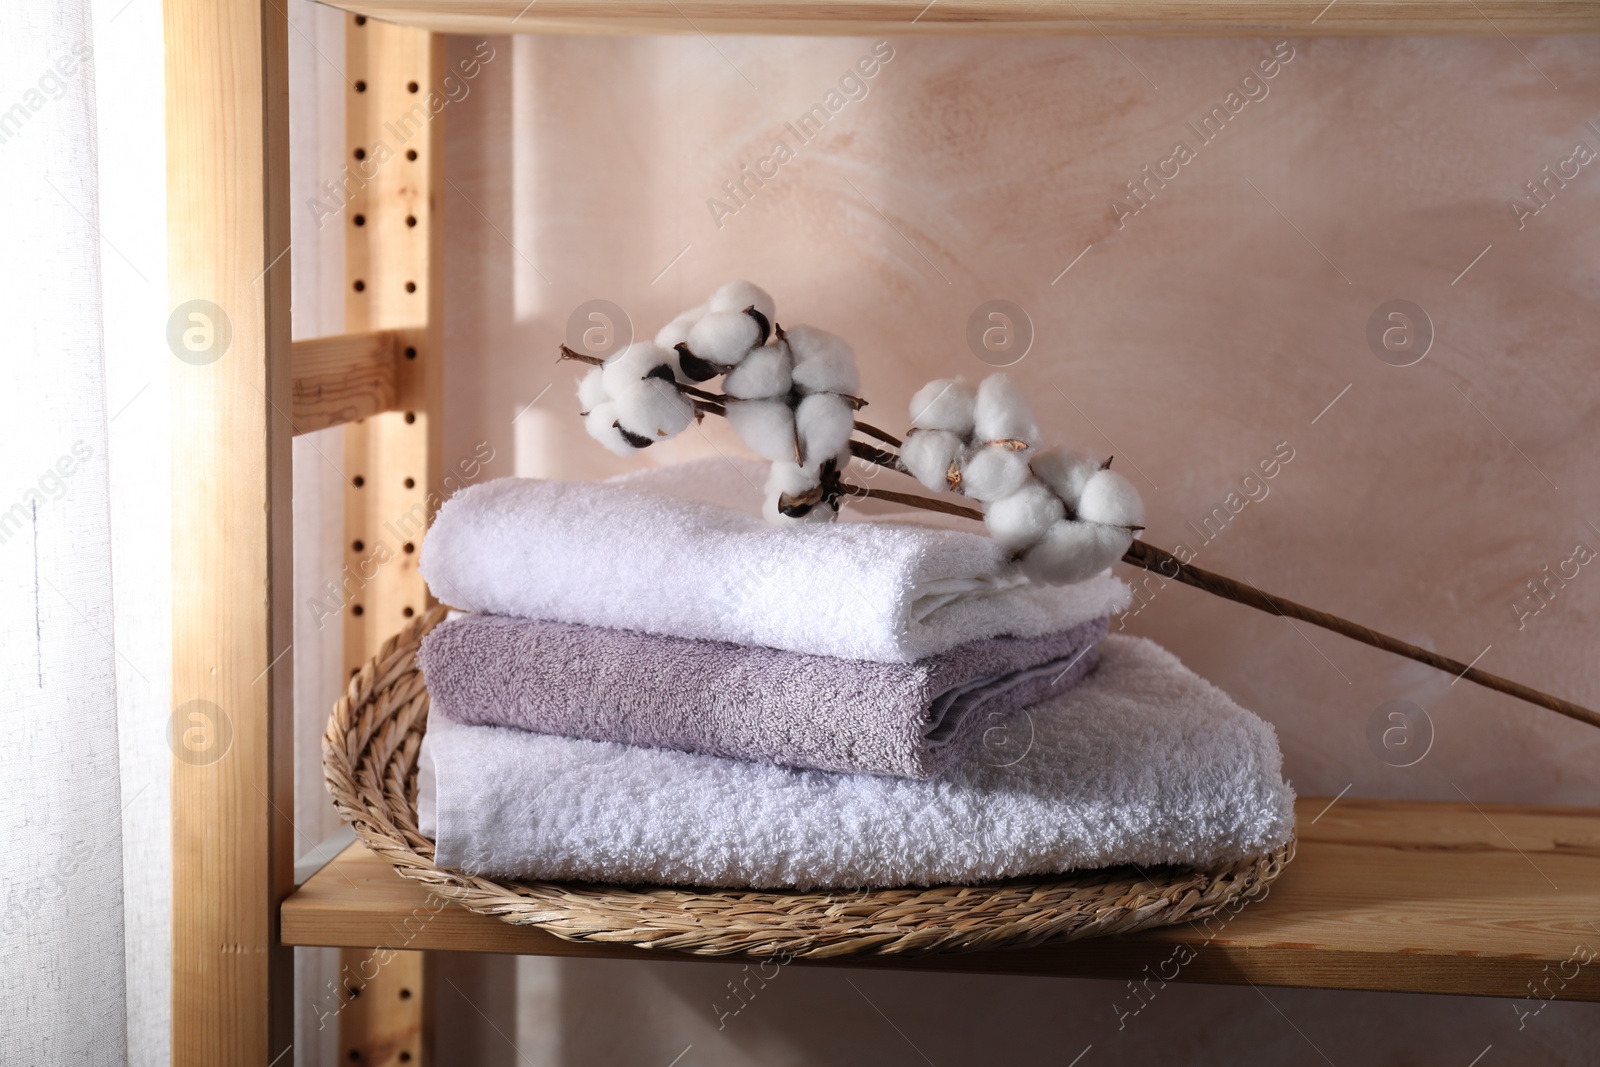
<box><xmin>432</xmin><ymin>31</ymin><xmax>1600</xmax><ymax>1066</ymax></box>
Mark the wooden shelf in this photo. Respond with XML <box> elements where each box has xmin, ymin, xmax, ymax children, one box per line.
<box><xmin>282</xmin><ymin>797</ymin><xmax>1600</xmax><ymax>1000</ymax></box>
<box><xmin>323</xmin><ymin>0</ymin><xmax>1600</xmax><ymax>36</ymax></box>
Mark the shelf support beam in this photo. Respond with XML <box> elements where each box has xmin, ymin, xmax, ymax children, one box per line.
<box><xmin>336</xmin><ymin>14</ymin><xmax>447</xmax><ymax>1065</ymax></box>
<box><xmin>166</xmin><ymin>0</ymin><xmax>295</xmax><ymax>1062</ymax></box>
<box><xmin>290</xmin><ymin>330</ymin><xmax>401</xmax><ymax>435</ymax></box>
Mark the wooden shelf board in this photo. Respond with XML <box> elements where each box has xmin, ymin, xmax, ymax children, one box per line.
<box><xmin>322</xmin><ymin>1</ymin><xmax>1600</xmax><ymax>36</ymax></box>
<box><xmin>281</xmin><ymin>798</ymin><xmax>1600</xmax><ymax>1000</ymax></box>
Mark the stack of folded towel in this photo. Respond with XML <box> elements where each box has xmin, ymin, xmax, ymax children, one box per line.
<box><xmin>416</xmin><ymin>459</ymin><xmax>1295</xmax><ymax>891</ymax></box>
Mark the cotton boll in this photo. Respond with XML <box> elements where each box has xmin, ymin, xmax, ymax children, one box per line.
<box><xmin>899</xmin><ymin>430</ymin><xmax>963</xmax><ymax>492</ymax></box>
<box><xmin>1076</xmin><ymin>468</ymin><xmax>1145</xmax><ymax>529</ymax></box>
<box><xmin>600</xmin><ymin>341</ymin><xmax>673</xmax><ymax>396</ymax></box>
<box><xmin>795</xmin><ymin>392</ymin><xmax>854</xmax><ymax>466</ymax></box>
<box><xmin>584</xmin><ymin>402</ymin><xmax>643</xmax><ymax>456</ymax></box>
<box><xmin>726</xmin><ymin>399</ymin><xmax>799</xmax><ymax>463</ymax></box>
<box><xmin>973</xmin><ymin>374</ymin><xmax>1042</xmax><ymax>447</ymax></box>
<box><xmin>908</xmin><ymin>378</ymin><xmax>976</xmax><ymax>436</ymax></box>
<box><xmin>576</xmin><ymin>367</ymin><xmax>609</xmax><ymax>412</ymax></box>
<box><xmin>613</xmin><ymin>377</ymin><xmax>694</xmax><ymax>442</ymax></box>
<box><xmin>958</xmin><ymin>444</ymin><xmax>1031</xmax><ymax>502</ymax></box>
<box><xmin>654</xmin><ymin>313</ymin><xmax>700</xmax><ymax>351</ymax></box>
<box><xmin>1020</xmin><ymin>520</ymin><xmax>1132</xmax><ymax>585</ymax></box>
<box><xmin>762</xmin><ymin>461</ymin><xmax>836</xmax><ymax>525</ymax></box>
<box><xmin>686</xmin><ymin>310</ymin><xmax>765</xmax><ymax>369</ymax></box>
<box><xmin>1030</xmin><ymin>447</ymin><xmax>1101</xmax><ymax>513</ymax></box>
<box><xmin>723</xmin><ymin>341</ymin><xmax>793</xmax><ymax>400</ymax></box>
<box><xmin>787</xmin><ymin>325</ymin><xmax>860</xmax><ymax>396</ymax></box>
<box><xmin>984</xmin><ymin>479</ymin><xmax>1066</xmax><ymax>552</ymax></box>
<box><xmin>707</xmin><ymin>280</ymin><xmax>776</xmax><ymax>324</ymax></box>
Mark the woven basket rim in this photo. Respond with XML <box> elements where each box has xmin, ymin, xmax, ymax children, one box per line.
<box><xmin>323</xmin><ymin>608</ymin><xmax>1294</xmax><ymax>959</ymax></box>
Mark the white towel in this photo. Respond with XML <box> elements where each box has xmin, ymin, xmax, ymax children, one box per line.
<box><xmin>419</xmin><ymin>459</ymin><xmax>1130</xmax><ymax>663</ymax></box>
<box><xmin>417</xmin><ymin>635</ymin><xmax>1296</xmax><ymax>889</ymax></box>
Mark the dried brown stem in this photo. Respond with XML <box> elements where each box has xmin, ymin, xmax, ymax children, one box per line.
<box><xmin>1120</xmin><ymin>540</ymin><xmax>1600</xmax><ymax>732</ymax></box>
<box><xmin>852</xmin><ymin>421</ymin><xmax>903</xmax><ymax>449</ymax></box>
<box><xmin>837</xmin><ymin>481</ymin><xmax>985</xmax><ymax>520</ymax></box>
<box><xmin>848</xmin><ymin>440</ymin><xmax>906</xmax><ymax>473</ymax></box>
<box><xmin>558</xmin><ymin>345</ymin><xmax>605</xmax><ymax>367</ymax></box>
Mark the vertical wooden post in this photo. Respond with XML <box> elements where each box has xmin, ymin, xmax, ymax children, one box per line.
<box><xmin>338</xmin><ymin>15</ymin><xmax>445</xmax><ymax>1065</ymax></box>
<box><xmin>166</xmin><ymin>0</ymin><xmax>294</xmax><ymax>1063</ymax></box>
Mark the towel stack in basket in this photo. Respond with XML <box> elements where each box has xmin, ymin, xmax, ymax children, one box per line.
<box><xmin>414</xmin><ymin>459</ymin><xmax>1296</xmax><ymax>891</ymax></box>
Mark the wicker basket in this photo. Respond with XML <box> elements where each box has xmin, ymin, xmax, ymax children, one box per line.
<box><xmin>323</xmin><ymin>607</ymin><xmax>1293</xmax><ymax>959</ymax></box>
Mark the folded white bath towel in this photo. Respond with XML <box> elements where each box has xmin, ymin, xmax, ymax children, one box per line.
<box><xmin>419</xmin><ymin>459</ymin><xmax>1129</xmax><ymax>663</ymax></box>
<box><xmin>417</xmin><ymin>635</ymin><xmax>1295</xmax><ymax>889</ymax></box>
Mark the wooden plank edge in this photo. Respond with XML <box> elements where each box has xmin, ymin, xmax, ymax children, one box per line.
<box><xmin>280</xmin><ymin>862</ymin><xmax>1600</xmax><ymax>1002</ymax></box>
<box><xmin>291</xmin><ymin>329</ymin><xmax>400</xmax><ymax>435</ymax></box>
<box><xmin>321</xmin><ymin>1</ymin><xmax>1600</xmax><ymax>36</ymax></box>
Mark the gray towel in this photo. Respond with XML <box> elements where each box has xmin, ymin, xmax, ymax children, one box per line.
<box><xmin>418</xmin><ymin>614</ymin><xmax>1109</xmax><ymax>779</ymax></box>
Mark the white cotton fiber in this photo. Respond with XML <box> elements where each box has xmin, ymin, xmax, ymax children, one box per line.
<box><xmin>708</xmin><ymin>280</ymin><xmax>776</xmax><ymax>324</ymax></box>
<box><xmin>726</xmin><ymin>399</ymin><xmax>799</xmax><ymax>463</ymax></box>
<box><xmin>577</xmin><ymin>367</ymin><xmax>609</xmax><ymax>412</ymax></box>
<box><xmin>613</xmin><ymin>377</ymin><xmax>694</xmax><ymax>441</ymax></box>
<box><xmin>1021</xmin><ymin>520</ymin><xmax>1132</xmax><ymax>585</ymax></box>
<box><xmin>723</xmin><ymin>341</ymin><xmax>793</xmax><ymax>400</ymax></box>
<box><xmin>584</xmin><ymin>402</ymin><xmax>640</xmax><ymax>456</ymax></box>
<box><xmin>762</xmin><ymin>460</ymin><xmax>836</xmax><ymax>525</ymax></box>
<box><xmin>900</xmin><ymin>430</ymin><xmax>963</xmax><ymax>492</ymax></box>
<box><xmin>795</xmin><ymin>392</ymin><xmax>854</xmax><ymax>466</ymax></box>
<box><xmin>687</xmin><ymin>311</ymin><xmax>764</xmax><ymax>368</ymax></box>
<box><xmin>655</xmin><ymin>313</ymin><xmax>700</xmax><ymax>352</ymax></box>
<box><xmin>984</xmin><ymin>479</ymin><xmax>1066</xmax><ymax>552</ymax></box>
<box><xmin>908</xmin><ymin>378</ymin><xmax>976</xmax><ymax>437</ymax></box>
<box><xmin>1076</xmin><ymin>469</ymin><xmax>1144</xmax><ymax>529</ymax></box>
<box><xmin>601</xmin><ymin>341</ymin><xmax>673</xmax><ymax>396</ymax></box>
<box><xmin>958</xmin><ymin>444</ymin><xmax>1031</xmax><ymax>502</ymax></box>
<box><xmin>787</xmin><ymin>326</ymin><xmax>860</xmax><ymax>396</ymax></box>
<box><xmin>973</xmin><ymin>374</ymin><xmax>1042</xmax><ymax>446</ymax></box>
<box><xmin>1030</xmin><ymin>447</ymin><xmax>1101</xmax><ymax>513</ymax></box>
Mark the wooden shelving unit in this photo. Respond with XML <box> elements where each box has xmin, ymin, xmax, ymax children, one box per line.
<box><xmin>166</xmin><ymin>1</ymin><xmax>1600</xmax><ymax>1062</ymax></box>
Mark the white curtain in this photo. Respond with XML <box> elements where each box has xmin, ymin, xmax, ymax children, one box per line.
<box><xmin>1</xmin><ymin>1</ymin><xmax>168</xmax><ymax>1063</ymax></box>
<box><xmin>0</xmin><ymin>1</ymin><xmax>126</xmax><ymax>1062</ymax></box>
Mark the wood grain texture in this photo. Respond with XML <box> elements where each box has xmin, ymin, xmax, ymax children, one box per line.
<box><xmin>340</xmin><ymin>15</ymin><xmax>447</xmax><ymax>1061</ymax></box>
<box><xmin>166</xmin><ymin>0</ymin><xmax>295</xmax><ymax>1062</ymax></box>
<box><xmin>341</xmin><ymin>17</ymin><xmax>444</xmax><ymax>673</ymax></box>
<box><xmin>334</xmin><ymin>949</ymin><xmax>427</xmax><ymax>1066</ymax></box>
<box><xmin>320</xmin><ymin>0</ymin><xmax>1600</xmax><ymax>36</ymax></box>
<box><xmin>282</xmin><ymin>798</ymin><xmax>1600</xmax><ymax>1000</ymax></box>
<box><xmin>290</xmin><ymin>330</ymin><xmax>400</xmax><ymax>434</ymax></box>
